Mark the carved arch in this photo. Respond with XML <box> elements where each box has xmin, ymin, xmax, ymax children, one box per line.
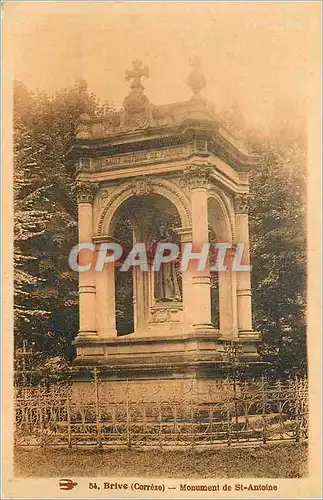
<box><xmin>96</xmin><ymin>177</ymin><xmax>192</xmax><ymax>236</ymax></box>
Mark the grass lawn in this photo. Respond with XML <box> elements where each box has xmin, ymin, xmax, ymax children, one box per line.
<box><xmin>15</xmin><ymin>442</ymin><xmax>307</xmax><ymax>478</ymax></box>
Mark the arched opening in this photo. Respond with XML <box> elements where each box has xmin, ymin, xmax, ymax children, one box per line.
<box><xmin>208</xmin><ymin>224</ymin><xmax>219</xmax><ymax>329</ymax></box>
<box><xmin>110</xmin><ymin>192</ymin><xmax>182</xmax><ymax>336</ymax></box>
<box><xmin>207</xmin><ymin>194</ymin><xmax>236</xmax><ymax>336</ymax></box>
<box><xmin>114</xmin><ymin>214</ymin><xmax>134</xmax><ymax>336</ymax></box>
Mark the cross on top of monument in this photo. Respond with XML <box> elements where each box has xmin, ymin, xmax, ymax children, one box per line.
<box><xmin>186</xmin><ymin>56</ymin><xmax>206</xmax><ymax>99</ymax></box>
<box><xmin>125</xmin><ymin>59</ymin><xmax>149</xmax><ymax>91</ymax></box>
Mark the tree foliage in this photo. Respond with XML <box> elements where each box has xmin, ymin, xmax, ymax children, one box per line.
<box><xmin>249</xmin><ymin>140</ymin><xmax>307</xmax><ymax>376</ymax></box>
<box><xmin>219</xmin><ymin>102</ymin><xmax>307</xmax><ymax>376</ymax></box>
<box><xmin>13</xmin><ymin>80</ymin><xmax>107</xmax><ymax>358</ymax></box>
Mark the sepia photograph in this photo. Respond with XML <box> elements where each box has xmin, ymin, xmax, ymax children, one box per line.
<box><xmin>1</xmin><ymin>1</ymin><xmax>321</xmax><ymax>498</ymax></box>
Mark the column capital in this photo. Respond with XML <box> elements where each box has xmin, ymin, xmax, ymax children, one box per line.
<box><xmin>183</xmin><ymin>164</ymin><xmax>211</xmax><ymax>190</ymax></box>
<box><xmin>76</xmin><ymin>181</ymin><xmax>99</xmax><ymax>204</ymax></box>
<box><xmin>235</xmin><ymin>193</ymin><xmax>250</xmax><ymax>214</ymax></box>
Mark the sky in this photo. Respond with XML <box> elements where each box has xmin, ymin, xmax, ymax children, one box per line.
<box><xmin>4</xmin><ymin>2</ymin><xmax>320</xmax><ymax>130</ymax></box>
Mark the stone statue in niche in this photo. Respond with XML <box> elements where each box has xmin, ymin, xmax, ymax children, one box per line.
<box><xmin>151</xmin><ymin>222</ymin><xmax>181</xmax><ymax>302</ymax></box>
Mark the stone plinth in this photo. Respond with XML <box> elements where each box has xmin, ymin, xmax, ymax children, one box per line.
<box><xmin>73</xmin><ymin>330</ymin><xmax>261</xmax><ymax>367</ymax></box>
<box><xmin>70</xmin><ymin>353</ymin><xmax>266</xmax><ymax>404</ymax></box>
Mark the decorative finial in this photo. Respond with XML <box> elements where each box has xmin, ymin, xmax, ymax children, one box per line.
<box><xmin>186</xmin><ymin>56</ymin><xmax>206</xmax><ymax>99</ymax></box>
<box><xmin>125</xmin><ymin>60</ymin><xmax>149</xmax><ymax>91</ymax></box>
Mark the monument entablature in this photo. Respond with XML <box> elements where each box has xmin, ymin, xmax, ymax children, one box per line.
<box><xmin>72</xmin><ymin>124</ymin><xmax>255</xmax><ymax>172</ymax></box>
<box><xmin>67</xmin><ymin>58</ymin><xmax>262</xmax><ymax>387</ymax></box>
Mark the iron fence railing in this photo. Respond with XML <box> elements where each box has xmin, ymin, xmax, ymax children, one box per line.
<box><xmin>14</xmin><ymin>371</ymin><xmax>308</xmax><ymax>449</ymax></box>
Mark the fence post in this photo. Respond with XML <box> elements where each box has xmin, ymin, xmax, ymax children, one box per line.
<box><xmin>294</xmin><ymin>376</ymin><xmax>300</xmax><ymax>443</ymax></box>
<box><xmin>190</xmin><ymin>397</ymin><xmax>195</xmax><ymax>450</ymax></box>
<box><xmin>158</xmin><ymin>402</ymin><xmax>163</xmax><ymax>450</ymax></box>
<box><xmin>261</xmin><ymin>375</ymin><xmax>267</xmax><ymax>445</ymax></box>
<box><xmin>233</xmin><ymin>374</ymin><xmax>239</xmax><ymax>426</ymax></box>
<box><xmin>227</xmin><ymin>404</ymin><xmax>232</xmax><ymax>446</ymax></box>
<box><xmin>302</xmin><ymin>378</ymin><xmax>308</xmax><ymax>439</ymax></box>
<box><xmin>66</xmin><ymin>388</ymin><xmax>72</xmax><ymax>449</ymax></box>
<box><xmin>126</xmin><ymin>380</ymin><xmax>131</xmax><ymax>450</ymax></box>
<box><xmin>93</xmin><ymin>368</ymin><xmax>102</xmax><ymax>449</ymax></box>
<box><xmin>38</xmin><ymin>385</ymin><xmax>45</xmax><ymax>447</ymax></box>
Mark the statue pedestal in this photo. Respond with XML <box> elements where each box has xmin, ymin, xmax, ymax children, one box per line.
<box><xmin>144</xmin><ymin>301</ymin><xmax>184</xmax><ymax>335</ymax></box>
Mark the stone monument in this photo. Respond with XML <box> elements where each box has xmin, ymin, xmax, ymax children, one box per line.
<box><xmin>68</xmin><ymin>59</ymin><xmax>262</xmax><ymax>397</ymax></box>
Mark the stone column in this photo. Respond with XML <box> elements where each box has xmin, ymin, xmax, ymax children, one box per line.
<box><xmin>235</xmin><ymin>193</ymin><xmax>253</xmax><ymax>334</ymax></box>
<box><xmin>76</xmin><ymin>181</ymin><xmax>98</xmax><ymax>337</ymax></box>
<box><xmin>218</xmin><ymin>248</ymin><xmax>238</xmax><ymax>337</ymax></box>
<box><xmin>176</xmin><ymin>227</ymin><xmax>193</xmax><ymax>330</ymax></box>
<box><xmin>184</xmin><ymin>165</ymin><xmax>214</xmax><ymax>330</ymax></box>
<box><xmin>133</xmin><ymin>266</ymin><xmax>147</xmax><ymax>333</ymax></box>
<box><xmin>95</xmin><ymin>254</ymin><xmax>117</xmax><ymax>338</ymax></box>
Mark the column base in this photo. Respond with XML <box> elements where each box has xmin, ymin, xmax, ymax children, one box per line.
<box><xmin>96</xmin><ymin>329</ymin><xmax>118</xmax><ymax>338</ymax></box>
<box><xmin>238</xmin><ymin>331</ymin><xmax>261</xmax><ymax>361</ymax></box>
<box><xmin>238</xmin><ymin>329</ymin><xmax>261</xmax><ymax>341</ymax></box>
<box><xmin>214</xmin><ymin>334</ymin><xmax>261</xmax><ymax>362</ymax></box>
<box><xmin>192</xmin><ymin>323</ymin><xmax>220</xmax><ymax>334</ymax></box>
<box><xmin>76</xmin><ymin>330</ymin><xmax>98</xmax><ymax>339</ymax></box>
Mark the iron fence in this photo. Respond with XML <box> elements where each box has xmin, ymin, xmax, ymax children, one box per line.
<box><xmin>15</xmin><ymin>371</ymin><xmax>308</xmax><ymax>449</ymax></box>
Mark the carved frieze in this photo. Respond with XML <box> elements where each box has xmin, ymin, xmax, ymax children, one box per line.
<box><xmin>76</xmin><ymin>181</ymin><xmax>99</xmax><ymax>204</ymax></box>
<box><xmin>235</xmin><ymin>193</ymin><xmax>250</xmax><ymax>214</ymax></box>
<box><xmin>151</xmin><ymin>308</ymin><xmax>171</xmax><ymax>324</ymax></box>
<box><xmin>150</xmin><ymin>304</ymin><xmax>182</xmax><ymax>324</ymax></box>
<box><xmin>93</xmin><ymin>145</ymin><xmax>194</xmax><ymax>172</ymax></box>
<box><xmin>73</xmin><ymin>100</ymin><xmax>218</xmax><ymax>140</ymax></box>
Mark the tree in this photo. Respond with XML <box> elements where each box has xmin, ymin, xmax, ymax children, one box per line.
<box><xmin>13</xmin><ymin>80</ymin><xmax>108</xmax><ymax>358</ymax></box>
<box><xmin>249</xmin><ymin>141</ymin><xmax>306</xmax><ymax>376</ymax></box>
<box><xmin>219</xmin><ymin>101</ymin><xmax>307</xmax><ymax>376</ymax></box>
<box><xmin>14</xmin><ymin>83</ymin><xmax>53</xmax><ymax>350</ymax></box>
